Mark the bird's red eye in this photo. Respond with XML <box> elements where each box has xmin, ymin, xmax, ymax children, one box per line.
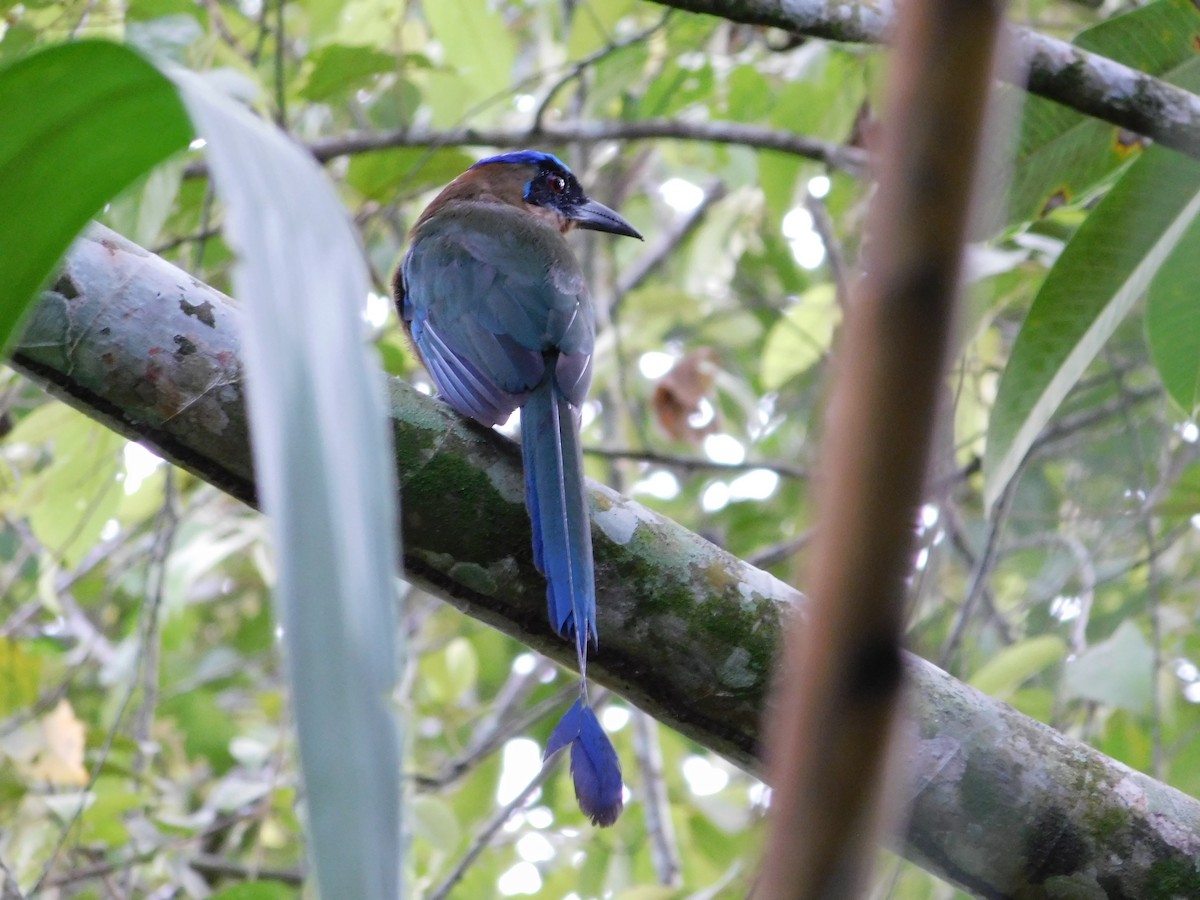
<box><xmin>548</xmin><ymin>175</ymin><xmax>566</xmax><ymax>193</ymax></box>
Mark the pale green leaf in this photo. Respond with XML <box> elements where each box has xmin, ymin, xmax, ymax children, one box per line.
<box><xmin>968</xmin><ymin>635</ymin><xmax>1066</xmax><ymax>700</ymax></box>
<box><xmin>410</xmin><ymin>795</ymin><xmax>461</xmax><ymax>850</ymax></box>
<box><xmin>567</xmin><ymin>0</ymin><xmax>637</xmax><ymax>58</ymax></box>
<box><xmin>7</xmin><ymin>403</ymin><xmax>124</xmax><ymax>568</ymax></box>
<box><xmin>423</xmin><ymin>0</ymin><xmax>514</xmax><ymax>96</ymax></box>
<box><xmin>1063</xmin><ymin>621</ymin><xmax>1154</xmax><ymax>713</ymax></box>
<box><xmin>760</xmin><ymin>284</ymin><xmax>838</xmax><ymax>391</ymax></box>
<box><xmin>443</xmin><ymin>637</ymin><xmax>479</xmax><ymax>703</ymax></box>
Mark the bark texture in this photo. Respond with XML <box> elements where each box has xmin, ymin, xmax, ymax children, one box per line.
<box><xmin>8</xmin><ymin>225</ymin><xmax>1200</xmax><ymax>898</ymax></box>
<box><xmin>651</xmin><ymin>0</ymin><xmax>1200</xmax><ymax>161</ymax></box>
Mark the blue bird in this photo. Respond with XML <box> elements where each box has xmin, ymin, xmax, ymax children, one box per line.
<box><xmin>394</xmin><ymin>150</ymin><xmax>642</xmax><ymax>826</ymax></box>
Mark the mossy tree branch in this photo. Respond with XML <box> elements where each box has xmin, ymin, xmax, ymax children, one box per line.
<box><xmin>8</xmin><ymin>225</ymin><xmax>1200</xmax><ymax>897</ymax></box>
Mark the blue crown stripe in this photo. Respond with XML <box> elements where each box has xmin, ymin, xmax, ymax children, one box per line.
<box><xmin>471</xmin><ymin>150</ymin><xmax>571</xmax><ymax>173</ymax></box>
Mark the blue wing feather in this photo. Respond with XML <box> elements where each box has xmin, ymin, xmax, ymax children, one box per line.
<box><xmin>415</xmin><ymin>319</ymin><xmax>518</xmax><ymax>425</ymax></box>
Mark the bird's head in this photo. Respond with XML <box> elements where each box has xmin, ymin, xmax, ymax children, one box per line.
<box><xmin>424</xmin><ymin>150</ymin><xmax>643</xmax><ymax>240</ymax></box>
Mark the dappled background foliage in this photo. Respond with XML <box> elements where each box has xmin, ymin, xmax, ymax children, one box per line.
<box><xmin>4</xmin><ymin>0</ymin><xmax>1200</xmax><ymax>897</ymax></box>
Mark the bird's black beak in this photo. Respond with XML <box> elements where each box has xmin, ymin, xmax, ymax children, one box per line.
<box><xmin>571</xmin><ymin>198</ymin><xmax>643</xmax><ymax>240</ymax></box>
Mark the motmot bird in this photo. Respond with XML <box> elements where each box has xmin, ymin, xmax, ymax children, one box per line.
<box><xmin>394</xmin><ymin>151</ymin><xmax>642</xmax><ymax>826</ymax></box>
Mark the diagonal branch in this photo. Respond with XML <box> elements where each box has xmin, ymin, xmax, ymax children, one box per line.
<box><xmin>8</xmin><ymin>225</ymin><xmax>1200</xmax><ymax>897</ymax></box>
<box><xmin>651</xmin><ymin>0</ymin><xmax>1200</xmax><ymax>160</ymax></box>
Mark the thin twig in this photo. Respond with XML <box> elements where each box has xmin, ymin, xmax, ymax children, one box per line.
<box><xmin>184</xmin><ymin>120</ymin><xmax>869</xmax><ymax>180</ymax></box>
<box><xmin>31</xmin><ymin>481</ymin><xmax>180</xmax><ymax>895</ymax></box>
<box><xmin>938</xmin><ymin>501</ymin><xmax>1015</xmax><ymax>647</ymax></box>
<box><xmin>939</xmin><ymin>475</ymin><xmax>1019</xmax><ymax>670</ymax></box>
<box><xmin>532</xmin><ymin>12</ymin><xmax>674</xmax><ymax>130</ymax></box>
<box><xmin>427</xmin><ymin>756</ymin><xmax>564</xmax><ymax>900</ymax></box>
<box><xmin>747</xmin><ymin>530</ymin><xmax>812</xmax><ymax>570</ymax></box>
<box><xmin>429</xmin><ymin>689</ymin><xmax>614</xmax><ymax>899</ymax></box>
<box><xmin>412</xmin><ymin>680</ymin><xmax>577</xmax><ymax>790</ymax></box>
<box><xmin>632</xmin><ymin>711</ymin><xmax>682</xmax><ymax>887</ymax></box>
<box><xmin>1106</xmin><ymin>354</ymin><xmax>1163</xmax><ymax>777</ymax></box>
<box><xmin>614</xmin><ymin>180</ymin><xmax>728</xmax><ymax>310</ymax></box>
<box><xmin>584</xmin><ymin>445</ymin><xmax>809</xmax><ymax>479</ymax></box>
<box><xmin>0</xmin><ymin>856</ymin><xmax>25</xmax><ymax>900</ymax></box>
<box><xmin>151</xmin><ymin>227</ymin><xmax>221</xmax><ymax>256</ymax></box>
<box><xmin>131</xmin><ymin>470</ymin><xmax>179</xmax><ymax>775</ymax></box>
<box><xmin>189</xmin><ymin>854</ymin><xmax>305</xmax><ymax>886</ymax></box>
<box><xmin>804</xmin><ymin>189</ymin><xmax>849</xmax><ymax>309</ymax></box>
<box><xmin>1030</xmin><ymin>384</ymin><xmax>1161</xmax><ymax>457</ymax></box>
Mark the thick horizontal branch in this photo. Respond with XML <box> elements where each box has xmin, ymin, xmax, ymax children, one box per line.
<box><xmin>8</xmin><ymin>226</ymin><xmax>1200</xmax><ymax>898</ymax></box>
<box><xmin>183</xmin><ymin>119</ymin><xmax>870</xmax><ymax>179</ymax></box>
<box><xmin>653</xmin><ymin>0</ymin><xmax>1200</xmax><ymax>160</ymax></box>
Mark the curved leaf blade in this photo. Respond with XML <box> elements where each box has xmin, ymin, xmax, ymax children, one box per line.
<box><xmin>1146</xmin><ymin>216</ymin><xmax>1200</xmax><ymax>415</ymax></box>
<box><xmin>168</xmin><ymin>69</ymin><xmax>402</xmax><ymax>899</ymax></box>
<box><xmin>985</xmin><ymin>146</ymin><xmax>1200</xmax><ymax>507</ymax></box>
<box><xmin>0</xmin><ymin>40</ymin><xmax>192</xmax><ymax>350</ymax></box>
<box><xmin>968</xmin><ymin>635</ymin><xmax>1066</xmax><ymax>700</ymax></box>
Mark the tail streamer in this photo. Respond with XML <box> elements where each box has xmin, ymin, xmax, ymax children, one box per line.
<box><xmin>523</xmin><ymin>377</ymin><xmax>623</xmax><ymax>826</ymax></box>
<box><xmin>545</xmin><ymin>698</ymin><xmax>623</xmax><ymax>826</ymax></box>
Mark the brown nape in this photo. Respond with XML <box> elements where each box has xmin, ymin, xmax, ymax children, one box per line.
<box><xmin>390</xmin><ymin>264</ymin><xmax>405</xmax><ymax>308</ymax></box>
<box><xmin>412</xmin><ymin>163</ymin><xmax>534</xmax><ymax>231</ymax></box>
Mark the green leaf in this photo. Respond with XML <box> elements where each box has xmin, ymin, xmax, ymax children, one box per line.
<box><xmin>758</xmin><ymin>151</ymin><xmax>802</xmax><ymax>229</ymax></box>
<box><xmin>726</xmin><ymin>65</ymin><xmax>774</xmax><ymax>124</ymax></box>
<box><xmin>7</xmin><ymin>402</ymin><xmax>124</xmax><ymax>568</ymax></box>
<box><xmin>422</xmin><ymin>0</ymin><xmax>514</xmax><ymax>96</ymax></box>
<box><xmin>1146</xmin><ymin>216</ymin><xmax>1200</xmax><ymax>414</ymax></box>
<box><xmin>1063</xmin><ymin>621</ymin><xmax>1154</xmax><ymax>713</ymax></box>
<box><xmin>0</xmin><ymin>40</ymin><xmax>192</xmax><ymax>352</ymax></box>
<box><xmin>639</xmin><ymin>61</ymin><xmax>714</xmax><ymax>118</ymax></box>
<box><xmin>1099</xmin><ymin>710</ymin><xmax>1154</xmax><ymax>770</ymax></box>
<box><xmin>346</xmin><ymin>147</ymin><xmax>476</xmax><ymax>202</ymax></box>
<box><xmin>760</xmin><ymin>284</ymin><xmax>838</xmax><ymax>391</ymax></box>
<box><xmin>79</xmin><ymin>776</ymin><xmax>143</xmax><ymax>844</ymax></box>
<box><xmin>299</xmin><ymin>44</ymin><xmax>397</xmax><ymax>101</ymax></box>
<box><xmin>968</xmin><ymin>635</ymin><xmax>1066</xmax><ymax>700</ymax></box>
<box><xmin>443</xmin><ymin>636</ymin><xmax>479</xmax><ymax>703</ymax></box>
<box><xmin>410</xmin><ymin>795</ymin><xmax>461</xmax><ymax>850</ymax></box>
<box><xmin>168</xmin><ymin>65</ymin><xmax>401</xmax><ymax>900</ymax></box>
<box><xmin>0</xmin><ymin>638</ymin><xmax>41</xmax><ymax>718</ymax></box>
<box><xmin>566</xmin><ymin>0</ymin><xmax>637</xmax><ymax>58</ymax></box>
<box><xmin>769</xmin><ymin>45</ymin><xmax>867</xmax><ymax>142</ymax></box>
<box><xmin>984</xmin><ymin>146</ymin><xmax>1200</xmax><ymax>508</ymax></box>
<box><xmin>210</xmin><ymin>884</ymin><xmax>297</xmax><ymax>900</ymax></box>
<box><xmin>160</xmin><ymin>690</ymin><xmax>238</xmax><ymax>772</ymax></box>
